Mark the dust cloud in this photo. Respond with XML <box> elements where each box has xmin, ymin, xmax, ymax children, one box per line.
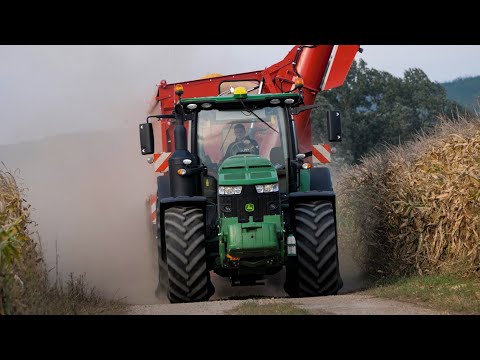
<box><xmin>0</xmin><ymin>45</ymin><xmax>292</xmax><ymax>304</ymax></box>
<box><xmin>1</xmin><ymin>129</ymin><xmax>160</xmax><ymax>303</ymax></box>
<box><xmin>331</xmin><ymin>167</ymin><xmax>369</xmax><ymax>294</ymax></box>
<box><xmin>337</xmin><ymin>245</ymin><xmax>369</xmax><ymax>294</ymax></box>
<box><xmin>0</xmin><ymin>46</ymin><xmax>201</xmax><ymax>304</ymax></box>
<box><xmin>0</xmin><ymin>45</ymin><xmax>364</xmax><ymax>305</ymax></box>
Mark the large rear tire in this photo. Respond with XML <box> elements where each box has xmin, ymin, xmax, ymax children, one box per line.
<box><xmin>154</xmin><ymin>240</ymin><xmax>169</xmax><ymax>300</ymax></box>
<box><xmin>155</xmin><ymin>177</ymin><xmax>170</xmax><ymax>300</ymax></box>
<box><xmin>164</xmin><ymin>206</ymin><xmax>214</xmax><ymax>303</ymax></box>
<box><xmin>285</xmin><ymin>200</ymin><xmax>342</xmax><ymax>297</ymax></box>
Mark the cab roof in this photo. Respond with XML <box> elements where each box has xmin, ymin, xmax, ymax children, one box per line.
<box><xmin>181</xmin><ymin>93</ymin><xmax>302</xmax><ymax>111</ymax></box>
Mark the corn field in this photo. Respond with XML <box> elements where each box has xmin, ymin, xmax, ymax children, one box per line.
<box><xmin>336</xmin><ymin>114</ymin><xmax>480</xmax><ymax>278</ymax></box>
<box><xmin>0</xmin><ymin>166</ymin><xmax>124</xmax><ymax>314</ymax></box>
<box><xmin>0</xmin><ymin>167</ymin><xmax>32</xmax><ymax>314</ymax></box>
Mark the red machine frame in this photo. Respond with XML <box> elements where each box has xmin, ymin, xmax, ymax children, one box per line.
<box><xmin>147</xmin><ymin>45</ymin><xmax>360</xmax><ymax>156</ymax></box>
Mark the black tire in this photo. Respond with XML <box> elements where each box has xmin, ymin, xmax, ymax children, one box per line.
<box><xmin>155</xmin><ymin>176</ymin><xmax>170</xmax><ymax>300</ymax></box>
<box><xmin>285</xmin><ymin>200</ymin><xmax>342</xmax><ymax>297</ymax></box>
<box><xmin>154</xmin><ymin>210</ymin><xmax>168</xmax><ymax>299</ymax></box>
<box><xmin>164</xmin><ymin>206</ymin><xmax>214</xmax><ymax>303</ymax></box>
<box><xmin>154</xmin><ymin>237</ymin><xmax>169</xmax><ymax>299</ymax></box>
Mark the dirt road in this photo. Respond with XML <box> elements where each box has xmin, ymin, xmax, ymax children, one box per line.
<box><xmin>127</xmin><ymin>270</ymin><xmax>441</xmax><ymax>315</ymax></box>
<box><xmin>128</xmin><ymin>293</ymin><xmax>440</xmax><ymax>315</ymax></box>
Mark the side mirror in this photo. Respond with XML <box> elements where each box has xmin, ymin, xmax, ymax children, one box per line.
<box><xmin>327</xmin><ymin>111</ymin><xmax>342</xmax><ymax>142</ymax></box>
<box><xmin>139</xmin><ymin>123</ymin><xmax>154</xmax><ymax>155</ymax></box>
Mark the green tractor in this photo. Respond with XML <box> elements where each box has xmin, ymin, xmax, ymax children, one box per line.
<box><xmin>139</xmin><ymin>86</ymin><xmax>343</xmax><ymax>303</ymax></box>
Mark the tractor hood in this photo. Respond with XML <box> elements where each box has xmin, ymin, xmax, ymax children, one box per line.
<box><xmin>218</xmin><ymin>155</ymin><xmax>278</xmax><ymax>186</ymax></box>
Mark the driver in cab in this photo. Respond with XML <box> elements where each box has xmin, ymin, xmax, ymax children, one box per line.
<box><xmin>222</xmin><ymin>123</ymin><xmax>259</xmax><ymax>162</ymax></box>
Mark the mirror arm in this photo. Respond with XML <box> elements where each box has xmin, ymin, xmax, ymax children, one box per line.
<box><xmin>291</xmin><ymin>104</ymin><xmax>322</xmax><ymax>115</ymax></box>
<box><xmin>146</xmin><ymin>114</ymin><xmax>176</xmax><ymax>123</ymax></box>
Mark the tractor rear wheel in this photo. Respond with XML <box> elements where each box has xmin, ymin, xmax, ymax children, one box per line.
<box><xmin>155</xmin><ymin>178</ymin><xmax>170</xmax><ymax>300</ymax></box>
<box><xmin>155</xmin><ymin>198</ymin><xmax>168</xmax><ymax>300</ymax></box>
<box><xmin>164</xmin><ymin>206</ymin><xmax>214</xmax><ymax>303</ymax></box>
<box><xmin>285</xmin><ymin>200</ymin><xmax>342</xmax><ymax>297</ymax></box>
<box><xmin>154</xmin><ymin>238</ymin><xmax>169</xmax><ymax>300</ymax></box>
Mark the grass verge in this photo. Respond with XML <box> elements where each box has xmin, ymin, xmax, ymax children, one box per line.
<box><xmin>227</xmin><ymin>300</ymin><xmax>311</xmax><ymax>315</ymax></box>
<box><xmin>365</xmin><ymin>274</ymin><xmax>480</xmax><ymax>314</ymax></box>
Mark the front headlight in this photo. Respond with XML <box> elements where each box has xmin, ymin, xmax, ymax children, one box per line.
<box><xmin>255</xmin><ymin>183</ymin><xmax>279</xmax><ymax>193</ymax></box>
<box><xmin>219</xmin><ymin>186</ymin><xmax>242</xmax><ymax>195</ymax></box>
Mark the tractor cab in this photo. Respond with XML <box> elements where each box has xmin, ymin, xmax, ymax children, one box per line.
<box><xmin>182</xmin><ymin>89</ymin><xmax>302</xmax><ymax>199</ymax></box>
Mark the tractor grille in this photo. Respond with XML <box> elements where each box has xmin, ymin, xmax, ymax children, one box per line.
<box><xmin>218</xmin><ymin>185</ymin><xmax>280</xmax><ymax>222</ymax></box>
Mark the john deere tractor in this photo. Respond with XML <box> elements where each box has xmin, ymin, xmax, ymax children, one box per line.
<box><xmin>139</xmin><ymin>86</ymin><xmax>343</xmax><ymax>303</ymax></box>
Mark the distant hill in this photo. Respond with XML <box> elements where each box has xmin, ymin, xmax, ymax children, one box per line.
<box><xmin>441</xmin><ymin>75</ymin><xmax>480</xmax><ymax>109</ymax></box>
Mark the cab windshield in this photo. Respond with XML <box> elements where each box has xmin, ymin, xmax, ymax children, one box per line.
<box><xmin>196</xmin><ymin>106</ymin><xmax>289</xmax><ymax>180</ymax></box>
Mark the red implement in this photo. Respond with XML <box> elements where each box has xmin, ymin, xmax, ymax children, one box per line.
<box><xmin>147</xmin><ymin>45</ymin><xmax>359</xmax><ymax>156</ymax></box>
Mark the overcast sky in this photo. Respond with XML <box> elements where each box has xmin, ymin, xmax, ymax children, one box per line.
<box><xmin>1</xmin><ymin>45</ymin><xmax>479</xmax><ymax>145</ymax></box>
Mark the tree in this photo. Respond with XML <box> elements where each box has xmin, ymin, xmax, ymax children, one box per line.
<box><xmin>310</xmin><ymin>59</ymin><xmax>466</xmax><ymax>164</ymax></box>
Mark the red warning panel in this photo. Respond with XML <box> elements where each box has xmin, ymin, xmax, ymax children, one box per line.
<box><xmin>153</xmin><ymin>152</ymin><xmax>172</xmax><ymax>173</ymax></box>
<box><xmin>312</xmin><ymin>144</ymin><xmax>331</xmax><ymax>164</ymax></box>
<box><xmin>149</xmin><ymin>194</ymin><xmax>157</xmax><ymax>224</ymax></box>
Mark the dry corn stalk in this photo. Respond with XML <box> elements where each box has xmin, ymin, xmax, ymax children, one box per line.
<box><xmin>336</xmin><ymin>115</ymin><xmax>480</xmax><ymax>277</ymax></box>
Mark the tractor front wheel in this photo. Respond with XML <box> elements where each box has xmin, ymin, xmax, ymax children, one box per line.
<box><xmin>285</xmin><ymin>200</ymin><xmax>342</xmax><ymax>297</ymax></box>
<box><xmin>164</xmin><ymin>206</ymin><xmax>214</xmax><ymax>303</ymax></box>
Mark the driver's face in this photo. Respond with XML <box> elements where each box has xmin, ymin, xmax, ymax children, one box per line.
<box><xmin>234</xmin><ymin>127</ymin><xmax>246</xmax><ymax>140</ymax></box>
